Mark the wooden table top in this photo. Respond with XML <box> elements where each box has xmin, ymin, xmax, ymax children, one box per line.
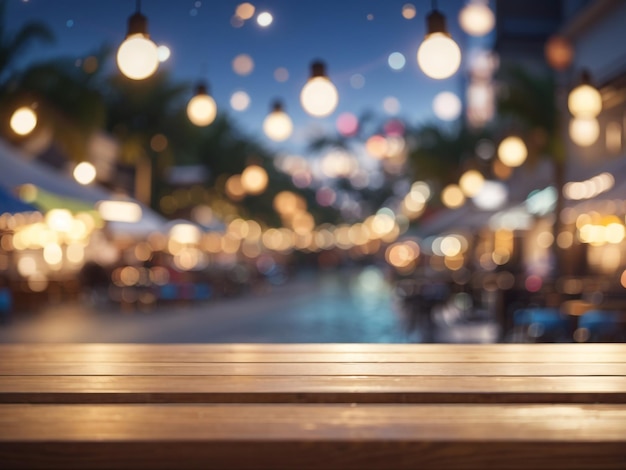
<box><xmin>1</xmin><ymin>343</ymin><xmax>626</xmax><ymax>404</ymax></box>
<box><xmin>1</xmin><ymin>343</ymin><xmax>625</xmax><ymax>469</ymax></box>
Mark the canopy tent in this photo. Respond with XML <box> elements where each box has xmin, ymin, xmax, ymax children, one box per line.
<box><xmin>0</xmin><ymin>185</ymin><xmax>38</xmax><ymax>215</ymax></box>
<box><xmin>0</xmin><ymin>140</ymin><xmax>166</xmax><ymax>237</ymax></box>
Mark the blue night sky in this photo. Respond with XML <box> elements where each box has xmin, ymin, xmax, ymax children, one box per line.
<box><xmin>7</xmin><ymin>0</ymin><xmax>490</xmax><ymax>154</ymax></box>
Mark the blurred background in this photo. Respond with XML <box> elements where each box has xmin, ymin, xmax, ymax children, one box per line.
<box><xmin>0</xmin><ymin>0</ymin><xmax>625</xmax><ymax>344</ymax></box>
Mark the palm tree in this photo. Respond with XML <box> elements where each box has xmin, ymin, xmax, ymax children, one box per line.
<box><xmin>10</xmin><ymin>49</ymin><xmax>109</xmax><ymax>162</ymax></box>
<box><xmin>407</xmin><ymin>123</ymin><xmax>489</xmax><ymax>191</ymax></box>
<box><xmin>0</xmin><ymin>0</ymin><xmax>54</xmax><ymax>88</ymax></box>
<box><xmin>0</xmin><ymin>0</ymin><xmax>54</xmax><ymax>143</ymax></box>
<box><xmin>103</xmin><ymin>70</ymin><xmax>190</xmax><ymax>206</ymax></box>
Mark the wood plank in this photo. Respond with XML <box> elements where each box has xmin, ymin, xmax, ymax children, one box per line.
<box><xmin>3</xmin><ymin>343</ymin><xmax>626</xmax><ymax>354</ymax></box>
<box><xmin>2</xmin><ymin>349</ymin><xmax>625</xmax><ymax>363</ymax></box>
<box><xmin>2</xmin><ymin>361</ymin><xmax>625</xmax><ymax>376</ymax></box>
<box><xmin>1</xmin><ymin>375</ymin><xmax>625</xmax><ymax>404</ymax></box>
<box><xmin>1</xmin><ymin>404</ymin><xmax>625</xmax><ymax>469</ymax></box>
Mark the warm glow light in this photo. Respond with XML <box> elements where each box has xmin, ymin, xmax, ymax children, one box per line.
<box><xmin>117</xmin><ymin>34</ymin><xmax>159</xmax><ymax>80</ymax></box>
<box><xmin>442</xmin><ymin>184</ymin><xmax>465</xmax><ymax>208</ymax></box>
<box><xmin>170</xmin><ymin>223</ymin><xmax>201</xmax><ymax>245</ymax></box>
<box><xmin>156</xmin><ymin>45</ymin><xmax>170</xmax><ymax>62</ymax></box>
<box><xmin>458</xmin><ymin>1</ymin><xmax>495</xmax><ymax>37</ymax></box>
<box><xmin>545</xmin><ymin>35</ymin><xmax>573</xmax><ymax>70</ymax></box>
<box><xmin>257</xmin><ymin>11</ymin><xmax>273</xmax><ymax>27</ymax></box>
<box><xmin>97</xmin><ymin>200</ymin><xmax>142</xmax><ymax>223</ymax></box>
<box><xmin>365</xmin><ymin>135</ymin><xmax>388</xmax><ymax>159</ymax></box>
<box><xmin>497</xmin><ymin>136</ymin><xmax>527</xmax><ymax>167</ymax></box>
<box><xmin>236</xmin><ymin>2</ymin><xmax>255</xmax><ymax>20</ymax></box>
<box><xmin>433</xmin><ymin>91</ymin><xmax>462</xmax><ymax>121</ymax></box>
<box><xmin>46</xmin><ymin>209</ymin><xmax>73</xmax><ymax>232</ymax></box>
<box><xmin>473</xmin><ymin>180</ymin><xmax>508</xmax><ymax>210</ymax></box>
<box><xmin>241</xmin><ymin>165</ymin><xmax>269</xmax><ymax>195</ymax></box>
<box><xmin>225</xmin><ymin>175</ymin><xmax>245</xmax><ymax>201</ymax></box>
<box><xmin>73</xmin><ymin>162</ymin><xmax>96</xmax><ymax>185</ymax></box>
<box><xmin>459</xmin><ymin>169</ymin><xmax>485</xmax><ymax>197</ymax></box>
<box><xmin>568</xmin><ymin>82</ymin><xmax>602</xmax><ymax>118</ymax></box>
<box><xmin>10</xmin><ymin>107</ymin><xmax>37</xmax><ymax>135</ymax></box>
<box><xmin>417</xmin><ymin>33</ymin><xmax>461</xmax><ymax>80</ymax></box>
<box><xmin>569</xmin><ymin>117</ymin><xmax>599</xmax><ymax>147</ymax></box>
<box><xmin>187</xmin><ymin>85</ymin><xmax>217</xmax><ymax>126</ymax></box>
<box><xmin>263</xmin><ymin>102</ymin><xmax>293</xmax><ymax>141</ymax></box>
<box><xmin>300</xmin><ymin>62</ymin><xmax>338</xmax><ymax>117</ymax></box>
<box><xmin>232</xmin><ymin>54</ymin><xmax>254</xmax><ymax>76</ymax></box>
<box><xmin>230</xmin><ymin>91</ymin><xmax>251</xmax><ymax>111</ymax></box>
<box><xmin>402</xmin><ymin>4</ymin><xmax>416</xmax><ymax>20</ymax></box>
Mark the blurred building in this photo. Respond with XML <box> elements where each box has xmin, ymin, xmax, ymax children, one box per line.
<box><xmin>494</xmin><ymin>0</ymin><xmax>626</xmax><ymax>280</ymax></box>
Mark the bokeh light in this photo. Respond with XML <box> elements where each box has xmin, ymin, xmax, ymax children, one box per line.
<box><xmin>417</xmin><ymin>33</ymin><xmax>461</xmax><ymax>80</ymax></box>
<box><xmin>545</xmin><ymin>35</ymin><xmax>573</xmax><ymax>70</ymax></box>
<box><xmin>156</xmin><ymin>45</ymin><xmax>170</xmax><ymax>62</ymax></box>
<box><xmin>10</xmin><ymin>107</ymin><xmax>37</xmax><ymax>136</ymax></box>
<box><xmin>350</xmin><ymin>73</ymin><xmax>365</xmax><ymax>89</ymax></box>
<box><xmin>187</xmin><ymin>91</ymin><xmax>217</xmax><ymax>126</ymax></box>
<box><xmin>241</xmin><ymin>165</ymin><xmax>269</xmax><ymax>195</ymax></box>
<box><xmin>300</xmin><ymin>76</ymin><xmax>338</xmax><ymax>117</ymax></box>
<box><xmin>402</xmin><ymin>4</ymin><xmax>416</xmax><ymax>20</ymax></box>
<box><xmin>257</xmin><ymin>11</ymin><xmax>273</xmax><ymax>27</ymax></box>
<box><xmin>73</xmin><ymin>162</ymin><xmax>97</xmax><ymax>185</ymax></box>
<box><xmin>274</xmin><ymin>67</ymin><xmax>289</xmax><ymax>82</ymax></box>
<box><xmin>263</xmin><ymin>106</ymin><xmax>293</xmax><ymax>142</ymax></box>
<box><xmin>383</xmin><ymin>96</ymin><xmax>400</xmax><ymax>115</ymax></box>
<box><xmin>441</xmin><ymin>184</ymin><xmax>465</xmax><ymax>209</ymax></box>
<box><xmin>232</xmin><ymin>54</ymin><xmax>254</xmax><ymax>75</ymax></box>
<box><xmin>458</xmin><ymin>169</ymin><xmax>484</xmax><ymax>197</ymax></box>
<box><xmin>365</xmin><ymin>135</ymin><xmax>388</xmax><ymax>159</ymax></box>
<box><xmin>497</xmin><ymin>136</ymin><xmax>527</xmax><ymax>167</ymax></box>
<box><xmin>473</xmin><ymin>180</ymin><xmax>508</xmax><ymax>210</ymax></box>
<box><xmin>433</xmin><ymin>91</ymin><xmax>462</xmax><ymax>121</ymax></box>
<box><xmin>569</xmin><ymin>117</ymin><xmax>599</xmax><ymax>147</ymax></box>
<box><xmin>458</xmin><ymin>1</ymin><xmax>495</xmax><ymax>37</ymax></box>
<box><xmin>336</xmin><ymin>112</ymin><xmax>359</xmax><ymax>136</ymax></box>
<box><xmin>236</xmin><ymin>2</ymin><xmax>255</xmax><ymax>20</ymax></box>
<box><xmin>388</xmin><ymin>52</ymin><xmax>406</xmax><ymax>71</ymax></box>
<box><xmin>230</xmin><ymin>91</ymin><xmax>251</xmax><ymax>111</ymax></box>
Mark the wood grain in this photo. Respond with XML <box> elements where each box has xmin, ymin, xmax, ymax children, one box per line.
<box><xmin>1</xmin><ymin>404</ymin><xmax>625</xmax><ymax>469</ymax></box>
<box><xmin>1</xmin><ymin>375</ymin><xmax>626</xmax><ymax>404</ymax></box>
<box><xmin>3</xmin><ymin>344</ymin><xmax>626</xmax><ymax>468</ymax></box>
<box><xmin>2</xmin><ymin>361</ymin><xmax>625</xmax><ymax>376</ymax></box>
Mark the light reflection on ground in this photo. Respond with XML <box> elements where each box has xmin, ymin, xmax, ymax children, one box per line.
<box><xmin>0</xmin><ymin>267</ymin><xmax>414</xmax><ymax>343</ymax></box>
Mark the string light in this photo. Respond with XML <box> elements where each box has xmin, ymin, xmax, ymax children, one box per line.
<box><xmin>116</xmin><ymin>0</ymin><xmax>159</xmax><ymax>80</ymax></box>
<box><xmin>300</xmin><ymin>61</ymin><xmax>339</xmax><ymax>117</ymax></box>
<box><xmin>417</xmin><ymin>0</ymin><xmax>461</xmax><ymax>79</ymax></box>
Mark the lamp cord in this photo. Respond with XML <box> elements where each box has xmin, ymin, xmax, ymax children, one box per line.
<box><xmin>432</xmin><ymin>0</ymin><xmax>438</xmax><ymax>10</ymax></box>
<box><xmin>136</xmin><ymin>0</ymin><xmax>141</xmax><ymax>13</ymax></box>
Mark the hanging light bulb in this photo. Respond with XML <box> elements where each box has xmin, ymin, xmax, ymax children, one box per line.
<box><xmin>458</xmin><ymin>1</ymin><xmax>495</xmax><ymax>37</ymax></box>
<box><xmin>187</xmin><ymin>83</ymin><xmax>217</xmax><ymax>127</ymax></box>
<box><xmin>497</xmin><ymin>136</ymin><xmax>527</xmax><ymax>168</ymax></box>
<box><xmin>10</xmin><ymin>106</ymin><xmax>37</xmax><ymax>136</ymax></box>
<box><xmin>117</xmin><ymin>0</ymin><xmax>159</xmax><ymax>80</ymax></box>
<box><xmin>568</xmin><ymin>70</ymin><xmax>602</xmax><ymax>118</ymax></box>
<box><xmin>417</xmin><ymin>2</ymin><xmax>462</xmax><ymax>80</ymax></box>
<box><xmin>263</xmin><ymin>100</ymin><xmax>293</xmax><ymax>141</ymax></box>
<box><xmin>569</xmin><ymin>117</ymin><xmax>599</xmax><ymax>147</ymax></box>
<box><xmin>300</xmin><ymin>61</ymin><xmax>339</xmax><ymax>117</ymax></box>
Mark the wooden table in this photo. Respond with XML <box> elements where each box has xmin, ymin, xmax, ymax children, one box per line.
<box><xmin>1</xmin><ymin>343</ymin><xmax>625</xmax><ymax>469</ymax></box>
